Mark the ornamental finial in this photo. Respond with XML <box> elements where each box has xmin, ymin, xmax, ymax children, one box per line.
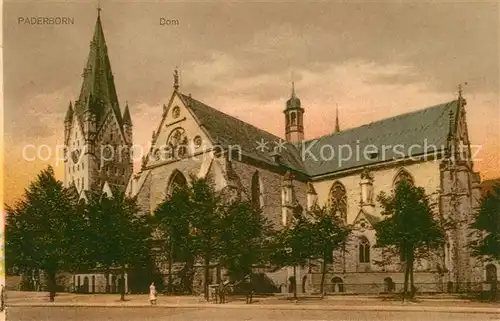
<box><xmin>173</xmin><ymin>67</ymin><xmax>179</xmax><ymax>91</ymax></box>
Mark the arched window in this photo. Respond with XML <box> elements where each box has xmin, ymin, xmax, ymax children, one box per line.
<box><xmin>359</xmin><ymin>236</ymin><xmax>370</xmax><ymax>263</ymax></box>
<box><xmin>393</xmin><ymin>168</ymin><xmax>414</xmax><ymax>187</ymax></box>
<box><xmin>167</xmin><ymin>170</ymin><xmax>187</xmax><ymax>197</ymax></box>
<box><xmin>331</xmin><ymin>277</ymin><xmax>344</xmax><ymax>293</ymax></box>
<box><xmin>329</xmin><ymin>181</ymin><xmax>347</xmax><ymax>221</ymax></box>
<box><xmin>251</xmin><ymin>171</ymin><xmax>263</xmax><ymax>208</ymax></box>
<box><xmin>486</xmin><ymin>264</ymin><xmax>498</xmax><ymax>284</ymax></box>
<box><xmin>291</xmin><ymin>112</ymin><xmax>297</xmax><ymax>125</ymax></box>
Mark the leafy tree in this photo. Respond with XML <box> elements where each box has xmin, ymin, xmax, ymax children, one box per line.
<box><xmin>85</xmin><ymin>189</ymin><xmax>151</xmax><ymax>300</ymax></box>
<box><xmin>5</xmin><ymin>166</ymin><xmax>87</xmax><ymax>301</ymax></box>
<box><xmin>470</xmin><ymin>184</ymin><xmax>500</xmax><ymax>261</ymax></box>
<box><xmin>154</xmin><ymin>184</ymin><xmax>195</xmax><ymax>294</ymax></box>
<box><xmin>308</xmin><ymin>205</ymin><xmax>351</xmax><ymax>298</ymax></box>
<box><xmin>270</xmin><ymin>212</ymin><xmax>314</xmax><ymax>300</ymax></box>
<box><xmin>374</xmin><ymin>180</ymin><xmax>445</xmax><ymax>301</ymax></box>
<box><xmin>469</xmin><ymin>184</ymin><xmax>500</xmax><ymax>300</ymax></box>
<box><xmin>155</xmin><ymin>177</ymin><xmax>223</xmax><ymax>300</ymax></box>
<box><xmin>188</xmin><ymin>177</ymin><xmax>223</xmax><ymax>301</ymax></box>
<box><xmin>217</xmin><ymin>200</ymin><xmax>273</xmax><ymax>281</ymax></box>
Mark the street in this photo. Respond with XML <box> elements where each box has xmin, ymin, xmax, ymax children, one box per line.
<box><xmin>7</xmin><ymin>307</ymin><xmax>500</xmax><ymax>321</ymax></box>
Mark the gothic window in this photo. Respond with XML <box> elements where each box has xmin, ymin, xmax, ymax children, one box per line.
<box><xmin>167</xmin><ymin>170</ymin><xmax>187</xmax><ymax>197</ymax></box>
<box><xmin>251</xmin><ymin>171</ymin><xmax>263</xmax><ymax>208</ymax></box>
<box><xmin>359</xmin><ymin>236</ymin><xmax>370</xmax><ymax>263</ymax></box>
<box><xmin>329</xmin><ymin>181</ymin><xmax>347</xmax><ymax>221</ymax></box>
<box><xmin>393</xmin><ymin>168</ymin><xmax>414</xmax><ymax>187</ymax></box>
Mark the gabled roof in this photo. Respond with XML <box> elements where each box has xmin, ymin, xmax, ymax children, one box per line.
<box><xmin>353</xmin><ymin>209</ymin><xmax>381</xmax><ymax>227</ymax></box>
<box><xmin>302</xmin><ymin>100</ymin><xmax>460</xmax><ymax>177</ymax></box>
<box><xmin>178</xmin><ymin>93</ymin><xmax>306</xmax><ymax>173</ymax></box>
<box><xmin>173</xmin><ymin>93</ymin><xmax>460</xmax><ymax>179</ymax></box>
<box><xmin>73</xmin><ymin>12</ymin><xmax>124</xmax><ymax>135</ymax></box>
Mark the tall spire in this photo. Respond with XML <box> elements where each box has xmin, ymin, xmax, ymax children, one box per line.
<box><xmin>173</xmin><ymin>67</ymin><xmax>179</xmax><ymax>91</ymax></box>
<box><xmin>75</xmin><ymin>7</ymin><xmax>122</xmax><ymax>127</ymax></box>
<box><xmin>334</xmin><ymin>104</ymin><xmax>340</xmax><ymax>133</ymax></box>
<box><xmin>291</xmin><ymin>81</ymin><xmax>296</xmax><ymax>98</ymax></box>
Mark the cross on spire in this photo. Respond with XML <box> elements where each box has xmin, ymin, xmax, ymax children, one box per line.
<box><xmin>97</xmin><ymin>0</ymin><xmax>102</xmax><ymax>16</ymax></box>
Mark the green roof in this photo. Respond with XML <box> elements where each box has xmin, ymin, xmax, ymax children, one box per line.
<box><xmin>178</xmin><ymin>93</ymin><xmax>459</xmax><ymax>178</ymax></box>
<box><xmin>302</xmin><ymin>100</ymin><xmax>459</xmax><ymax>176</ymax></box>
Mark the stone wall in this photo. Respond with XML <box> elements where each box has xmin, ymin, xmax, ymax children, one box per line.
<box><xmin>309</xmin><ymin>271</ymin><xmax>443</xmax><ymax>294</ymax></box>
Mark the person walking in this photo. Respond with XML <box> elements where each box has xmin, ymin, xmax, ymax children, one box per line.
<box><xmin>149</xmin><ymin>282</ymin><xmax>157</xmax><ymax>305</ymax></box>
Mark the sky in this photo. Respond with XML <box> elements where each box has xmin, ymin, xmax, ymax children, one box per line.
<box><xmin>3</xmin><ymin>0</ymin><xmax>500</xmax><ymax>206</ymax></box>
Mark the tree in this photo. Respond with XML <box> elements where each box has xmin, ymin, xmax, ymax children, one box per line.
<box><xmin>154</xmin><ymin>183</ymin><xmax>194</xmax><ymax>294</ymax></box>
<box><xmin>155</xmin><ymin>177</ymin><xmax>223</xmax><ymax>300</ymax></box>
<box><xmin>470</xmin><ymin>184</ymin><xmax>500</xmax><ymax>261</ymax></box>
<box><xmin>469</xmin><ymin>184</ymin><xmax>500</xmax><ymax>299</ymax></box>
<box><xmin>85</xmin><ymin>190</ymin><xmax>151</xmax><ymax>300</ymax></box>
<box><xmin>270</xmin><ymin>212</ymin><xmax>314</xmax><ymax>300</ymax></box>
<box><xmin>188</xmin><ymin>178</ymin><xmax>223</xmax><ymax>301</ymax></box>
<box><xmin>218</xmin><ymin>200</ymin><xmax>273</xmax><ymax>281</ymax></box>
<box><xmin>308</xmin><ymin>205</ymin><xmax>351</xmax><ymax>298</ymax></box>
<box><xmin>5</xmin><ymin>166</ymin><xmax>88</xmax><ymax>301</ymax></box>
<box><xmin>374</xmin><ymin>180</ymin><xmax>445</xmax><ymax>301</ymax></box>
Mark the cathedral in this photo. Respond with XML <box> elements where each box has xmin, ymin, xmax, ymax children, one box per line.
<box><xmin>63</xmin><ymin>11</ymin><xmax>487</xmax><ymax>294</ymax></box>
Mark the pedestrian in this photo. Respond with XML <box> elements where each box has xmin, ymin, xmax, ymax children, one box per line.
<box><xmin>149</xmin><ymin>282</ymin><xmax>157</xmax><ymax>305</ymax></box>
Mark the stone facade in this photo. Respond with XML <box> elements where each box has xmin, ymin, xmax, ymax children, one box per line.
<box><xmin>64</xmin><ymin>12</ymin><xmax>490</xmax><ymax>294</ymax></box>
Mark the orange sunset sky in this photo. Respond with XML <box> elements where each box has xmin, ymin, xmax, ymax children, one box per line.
<box><xmin>3</xmin><ymin>0</ymin><xmax>500</xmax><ymax>207</ymax></box>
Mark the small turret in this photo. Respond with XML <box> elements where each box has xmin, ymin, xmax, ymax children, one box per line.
<box><xmin>284</xmin><ymin>82</ymin><xmax>305</xmax><ymax>142</ymax></box>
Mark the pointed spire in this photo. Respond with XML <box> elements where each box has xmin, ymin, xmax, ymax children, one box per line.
<box><xmin>334</xmin><ymin>104</ymin><xmax>340</xmax><ymax>133</ymax></box>
<box><xmin>123</xmin><ymin>102</ymin><xmax>132</xmax><ymax>126</ymax></box>
<box><xmin>65</xmin><ymin>101</ymin><xmax>74</xmax><ymax>123</ymax></box>
<box><xmin>291</xmin><ymin>81</ymin><xmax>296</xmax><ymax>98</ymax></box>
<box><xmin>173</xmin><ymin>67</ymin><xmax>179</xmax><ymax>91</ymax></box>
<box><xmin>75</xmin><ymin>8</ymin><xmax>122</xmax><ymax>128</ymax></box>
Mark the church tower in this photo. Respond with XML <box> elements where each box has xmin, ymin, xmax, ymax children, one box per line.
<box><xmin>64</xmin><ymin>8</ymin><xmax>133</xmax><ymax>196</ymax></box>
<box><xmin>284</xmin><ymin>82</ymin><xmax>305</xmax><ymax>142</ymax></box>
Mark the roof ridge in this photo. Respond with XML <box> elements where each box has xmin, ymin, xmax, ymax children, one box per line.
<box><xmin>179</xmin><ymin>93</ymin><xmax>285</xmax><ymax>142</ymax></box>
<box><xmin>305</xmin><ymin>99</ymin><xmax>458</xmax><ymax>143</ymax></box>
